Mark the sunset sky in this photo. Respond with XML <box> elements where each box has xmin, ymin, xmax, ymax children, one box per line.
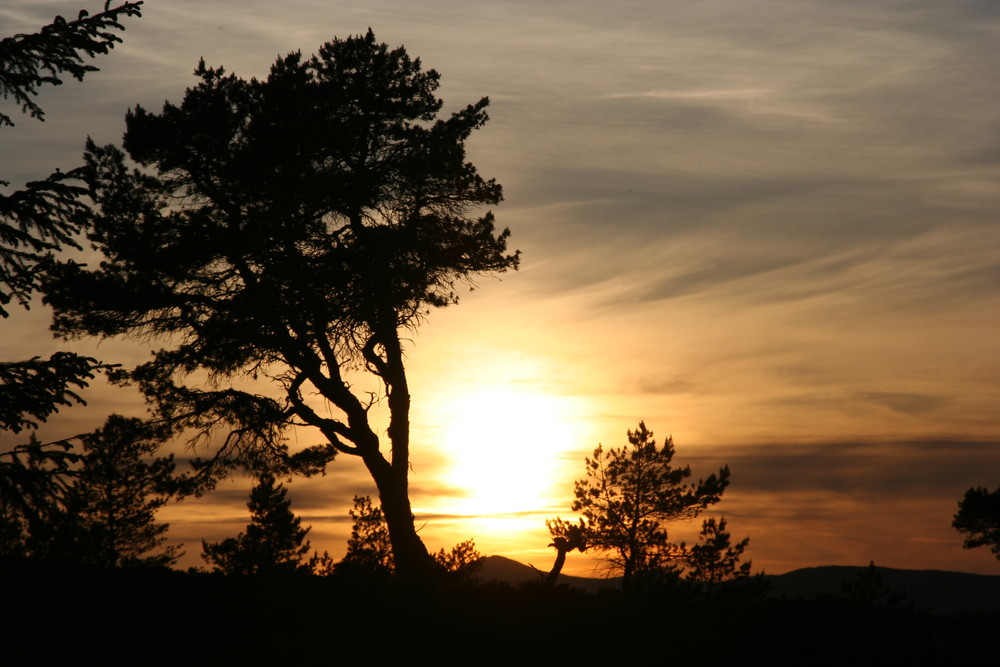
<box><xmin>2</xmin><ymin>0</ymin><xmax>999</xmax><ymax>576</ymax></box>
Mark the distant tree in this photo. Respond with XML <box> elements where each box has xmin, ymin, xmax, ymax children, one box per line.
<box><xmin>0</xmin><ymin>2</ymin><xmax>142</xmax><ymax>431</ymax></box>
<box><xmin>1</xmin><ymin>413</ymin><xmax>182</xmax><ymax>567</ymax></box>
<box><xmin>338</xmin><ymin>494</ymin><xmax>393</xmax><ymax>575</ymax></box>
<box><xmin>434</xmin><ymin>538</ymin><xmax>484</xmax><ymax>576</ymax></box>
<box><xmin>201</xmin><ymin>474</ymin><xmax>312</xmax><ymax>575</ymax></box>
<box><xmin>43</xmin><ymin>30</ymin><xmax>516</xmax><ymax>579</ymax></box>
<box><xmin>571</xmin><ymin>422</ymin><xmax>730</xmax><ymax>591</ymax></box>
<box><xmin>71</xmin><ymin>414</ymin><xmax>182</xmax><ymax>567</ymax></box>
<box><xmin>952</xmin><ymin>485</ymin><xmax>1000</xmax><ymax>561</ymax></box>
<box><xmin>307</xmin><ymin>549</ymin><xmax>337</xmax><ymax>576</ymax></box>
<box><xmin>337</xmin><ymin>494</ymin><xmax>482</xmax><ymax>578</ymax></box>
<box><xmin>685</xmin><ymin>516</ymin><xmax>752</xmax><ymax>586</ymax></box>
<box><xmin>842</xmin><ymin>560</ymin><xmax>907</xmax><ymax>609</ymax></box>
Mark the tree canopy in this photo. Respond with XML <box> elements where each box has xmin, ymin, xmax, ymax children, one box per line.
<box><xmin>953</xmin><ymin>485</ymin><xmax>1000</xmax><ymax>561</ymax></box>
<box><xmin>569</xmin><ymin>422</ymin><xmax>730</xmax><ymax>590</ymax></box>
<box><xmin>0</xmin><ymin>437</ymin><xmax>80</xmax><ymax>561</ymax></box>
<box><xmin>201</xmin><ymin>474</ymin><xmax>312</xmax><ymax>575</ymax></box>
<box><xmin>339</xmin><ymin>495</ymin><xmax>394</xmax><ymax>576</ymax></box>
<box><xmin>72</xmin><ymin>414</ymin><xmax>182</xmax><ymax>567</ymax></box>
<box><xmin>685</xmin><ymin>516</ymin><xmax>752</xmax><ymax>586</ymax></box>
<box><xmin>1</xmin><ymin>414</ymin><xmax>182</xmax><ymax>566</ymax></box>
<box><xmin>44</xmin><ymin>31</ymin><xmax>516</xmax><ymax>577</ymax></box>
<box><xmin>1</xmin><ymin>0</ymin><xmax>143</xmax><ymax>315</ymax></box>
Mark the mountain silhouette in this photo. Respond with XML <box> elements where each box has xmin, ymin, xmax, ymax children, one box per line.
<box><xmin>475</xmin><ymin>556</ymin><xmax>1000</xmax><ymax>614</ymax></box>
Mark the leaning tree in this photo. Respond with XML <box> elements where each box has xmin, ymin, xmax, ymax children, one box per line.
<box><xmin>44</xmin><ymin>31</ymin><xmax>517</xmax><ymax>578</ymax></box>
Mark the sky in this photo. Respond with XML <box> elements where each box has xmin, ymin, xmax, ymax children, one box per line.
<box><xmin>2</xmin><ymin>0</ymin><xmax>999</xmax><ymax>576</ymax></box>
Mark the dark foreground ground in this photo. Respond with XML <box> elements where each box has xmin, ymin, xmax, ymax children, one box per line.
<box><xmin>3</xmin><ymin>564</ymin><xmax>996</xmax><ymax>665</ymax></box>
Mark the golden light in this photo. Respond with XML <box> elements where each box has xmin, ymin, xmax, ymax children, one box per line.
<box><xmin>426</xmin><ymin>384</ymin><xmax>589</xmax><ymax>520</ymax></box>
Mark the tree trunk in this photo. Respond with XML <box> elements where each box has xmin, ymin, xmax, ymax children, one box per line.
<box><xmin>545</xmin><ymin>546</ymin><xmax>569</xmax><ymax>588</ymax></box>
<box><xmin>364</xmin><ymin>454</ymin><xmax>437</xmax><ymax>580</ymax></box>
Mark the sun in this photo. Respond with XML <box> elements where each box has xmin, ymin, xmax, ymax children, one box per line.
<box><xmin>427</xmin><ymin>385</ymin><xmax>588</xmax><ymax>518</ymax></box>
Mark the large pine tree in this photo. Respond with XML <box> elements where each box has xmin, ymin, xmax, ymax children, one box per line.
<box><xmin>43</xmin><ymin>31</ymin><xmax>517</xmax><ymax>578</ymax></box>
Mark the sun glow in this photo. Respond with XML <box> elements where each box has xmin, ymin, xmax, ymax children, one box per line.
<box><xmin>427</xmin><ymin>385</ymin><xmax>589</xmax><ymax>520</ymax></box>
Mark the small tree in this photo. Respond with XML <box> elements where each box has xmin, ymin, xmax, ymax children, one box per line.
<box><xmin>571</xmin><ymin>422</ymin><xmax>730</xmax><ymax>590</ymax></box>
<box><xmin>953</xmin><ymin>485</ymin><xmax>1000</xmax><ymax>561</ymax></box>
<box><xmin>337</xmin><ymin>494</ymin><xmax>481</xmax><ymax>577</ymax></box>
<box><xmin>434</xmin><ymin>538</ymin><xmax>484</xmax><ymax>576</ymax></box>
<box><xmin>72</xmin><ymin>414</ymin><xmax>183</xmax><ymax>567</ymax></box>
<box><xmin>338</xmin><ymin>494</ymin><xmax>393</xmax><ymax>575</ymax></box>
<box><xmin>842</xmin><ymin>561</ymin><xmax>906</xmax><ymax>608</ymax></box>
<box><xmin>202</xmin><ymin>474</ymin><xmax>312</xmax><ymax>575</ymax></box>
<box><xmin>1</xmin><ymin>415</ymin><xmax>182</xmax><ymax>567</ymax></box>
<box><xmin>685</xmin><ymin>516</ymin><xmax>752</xmax><ymax>586</ymax></box>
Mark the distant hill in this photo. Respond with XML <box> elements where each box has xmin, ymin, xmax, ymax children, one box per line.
<box><xmin>768</xmin><ymin>564</ymin><xmax>1000</xmax><ymax>614</ymax></box>
<box><xmin>475</xmin><ymin>555</ymin><xmax>619</xmax><ymax>592</ymax></box>
<box><xmin>476</xmin><ymin>556</ymin><xmax>1000</xmax><ymax>614</ymax></box>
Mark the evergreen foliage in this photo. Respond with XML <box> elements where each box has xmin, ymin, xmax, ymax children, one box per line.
<box><xmin>433</xmin><ymin>538</ymin><xmax>484</xmax><ymax>575</ymax></box>
<box><xmin>841</xmin><ymin>560</ymin><xmax>907</xmax><ymax>608</ymax></box>
<box><xmin>0</xmin><ymin>437</ymin><xmax>80</xmax><ymax>560</ymax></box>
<box><xmin>72</xmin><ymin>414</ymin><xmax>182</xmax><ymax>567</ymax></box>
<box><xmin>953</xmin><ymin>485</ymin><xmax>1000</xmax><ymax>560</ymax></box>
<box><xmin>569</xmin><ymin>422</ymin><xmax>730</xmax><ymax>590</ymax></box>
<box><xmin>0</xmin><ymin>353</ymin><xmax>104</xmax><ymax>433</ymax></box>
<box><xmin>0</xmin><ymin>2</ymin><xmax>143</xmax><ymax>127</ymax></box>
<box><xmin>201</xmin><ymin>474</ymin><xmax>312</xmax><ymax>574</ymax></box>
<box><xmin>685</xmin><ymin>516</ymin><xmax>752</xmax><ymax>585</ymax></box>
<box><xmin>337</xmin><ymin>494</ymin><xmax>483</xmax><ymax>577</ymax></box>
<box><xmin>43</xmin><ymin>30</ymin><xmax>516</xmax><ymax>578</ymax></box>
<box><xmin>1</xmin><ymin>414</ymin><xmax>182</xmax><ymax>566</ymax></box>
<box><xmin>339</xmin><ymin>494</ymin><xmax>393</xmax><ymax>575</ymax></box>
<box><xmin>0</xmin><ymin>3</ymin><xmax>141</xmax><ymax>430</ymax></box>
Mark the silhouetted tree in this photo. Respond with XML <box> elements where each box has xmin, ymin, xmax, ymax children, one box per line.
<box><xmin>953</xmin><ymin>485</ymin><xmax>1000</xmax><ymax>561</ymax></box>
<box><xmin>571</xmin><ymin>422</ymin><xmax>730</xmax><ymax>591</ymax></box>
<box><xmin>434</xmin><ymin>538</ymin><xmax>484</xmax><ymax>576</ymax></box>
<box><xmin>43</xmin><ymin>30</ymin><xmax>516</xmax><ymax>578</ymax></box>
<box><xmin>202</xmin><ymin>474</ymin><xmax>312</xmax><ymax>575</ymax></box>
<box><xmin>337</xmin><ymin>494</ymin><xmax>481</xmax><ymax>577</ymax></box>
<box><xmin>0</xmin><ymin>437</ymin><xmax>80</xmax><ymax>560</ymax></box>
<box><xmin>842</xmin><ymin>561</ymin><xmax>907</xmax><ymax>608</ymax></box>
<box><xmin>307</xmin><ymin>549</ymin><xmax>337</xmax><ymax>576</ymax></box>
<box><xmin>0</xmin><ymin>353</ymin><xmax>106</xmax><ymax>434</ymax></box>
<box><xmin>685</xmin><ymin>516</ymin><xmax>752</xmax><ymax>586</ymax></box>
<box><xmin>71</xmin><ymin>414</ymin><xmax>182</xmax><ymax>567</ymax></box>
<box><xmin>338</xmin><ymin>494</ymin><xmax>393</xmax><ymax>575</ymax></box>
<box><xmin>544</xmin><ymin>517</ymin><xmax>587</xmax><ymax>587</ymax></box>
<box><xmin>0</xmin><ymin>2</ymin><xmax>144</xmax><ymax>128</ymax></box>
<box><xmin>0</xmin><ymin>414</ymin><xmax>181</xmax><ymax>566</ymax></box>
<box><xmin>0</xmin><ymin>3</ymin><xmax>142</xmax><ymax>431</ymax></box>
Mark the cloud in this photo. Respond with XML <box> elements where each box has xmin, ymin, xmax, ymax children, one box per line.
<box><xmin>684</xmin><ymin>438</ymin><xmax>1000</xmax><ymax>498</ymax></box>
